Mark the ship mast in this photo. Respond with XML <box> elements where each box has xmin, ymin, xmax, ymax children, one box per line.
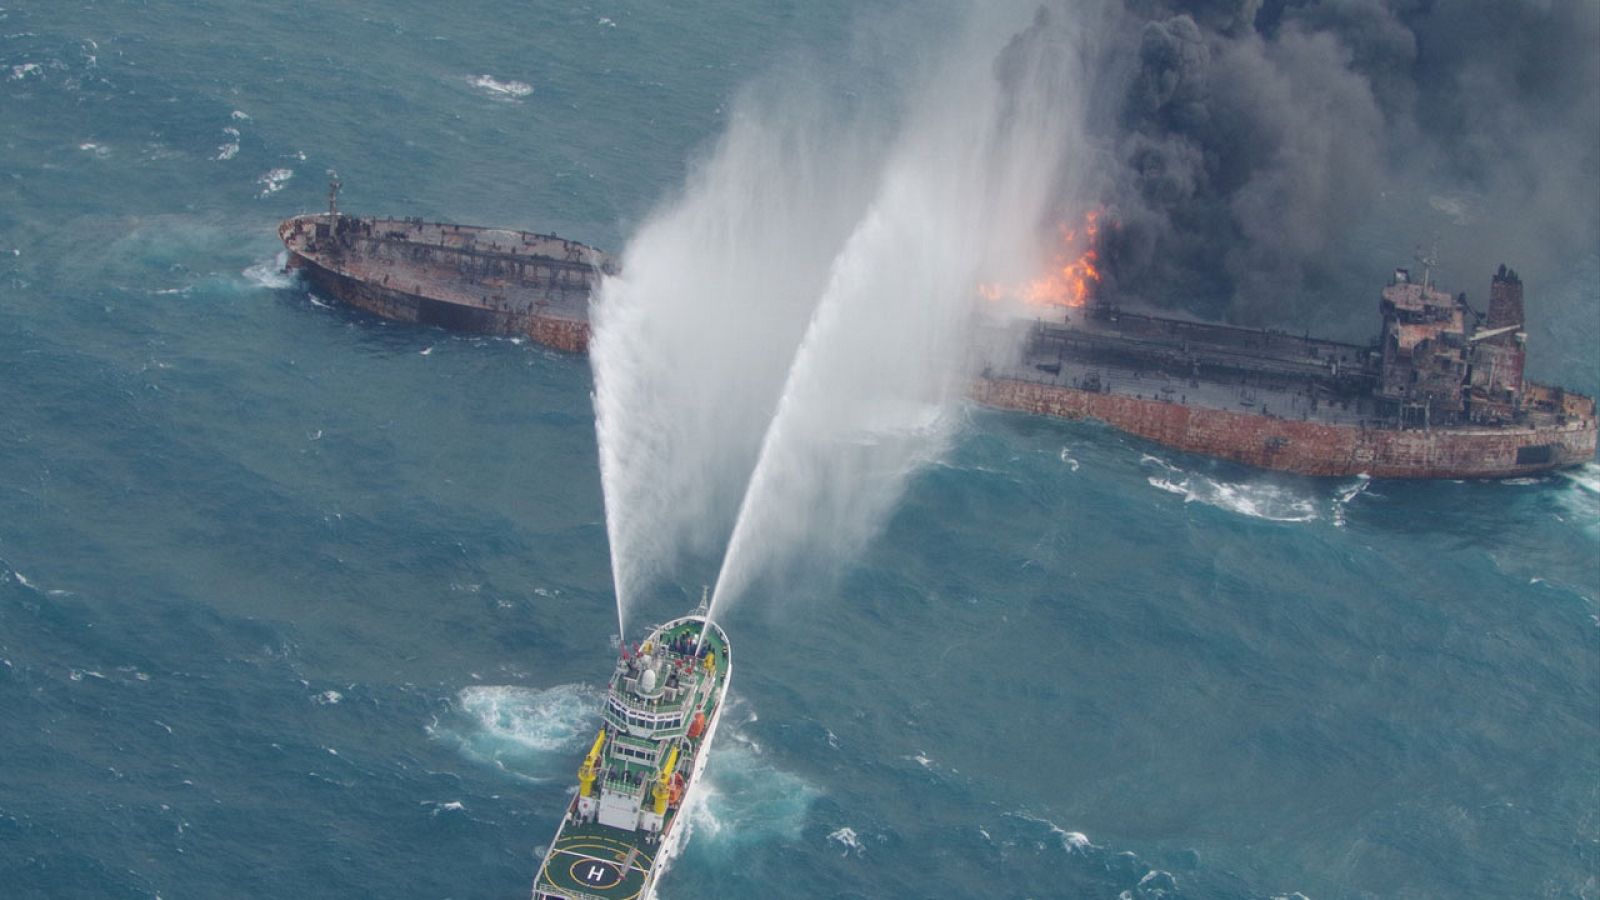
<box><xmin>326</xmin><ymin>169</ymin><xmax>342</xmax><ymax>218</ymax></box>
<box><xmin>1414</xmin><ymin>240</ymin><xmax>1438</xmax><ymax>293</ymax></box>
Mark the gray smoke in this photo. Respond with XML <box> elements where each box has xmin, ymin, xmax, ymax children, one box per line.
<box><xmin>1079</xmin><ymin>0</ymin><xmax>1600</xmax><ymax>326</ymax></box>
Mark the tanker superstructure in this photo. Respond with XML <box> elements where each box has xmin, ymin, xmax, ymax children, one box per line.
<box><xmin>533</xmin><ymin>614</ymin><xmax>730</xmax><ymax>900</ymax></box>
<box><xmin>976</xmin><ymin>264</ymin><xmax>1595</xmax><ymax>478</ymax></box>
<box><xmin>276</xmin><ymin>209</ymin><xmax>1595</xmax><ymax>478</ymax></box>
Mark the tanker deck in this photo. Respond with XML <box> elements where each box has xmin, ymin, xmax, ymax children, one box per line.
<box><xmin>279</xmin><ymin>212</ymin><xmax>612</xmax><ymax>352</ymax></box>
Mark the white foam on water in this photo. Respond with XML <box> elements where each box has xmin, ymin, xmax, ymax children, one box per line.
<box><xmin>1007</xmin><ymin>810</ymin><xmax>1092</xmax><ymax>852</ymax></box>
<box><xmin>77</xmin><ymin>142</ymin><xmax>110</xmax><ymax>157</ymax></box>
<box><xmin>468</xmin><ymin>74</ymin><xmax>532</xmax><ymax>98</ymax></box>
<box><xmin>230</xmin><ymin>109</ymin><xmax>251</xmax><ymax>121</ymax></box>
<box><xmin>1136</xmin><ymin>869</ymin><xmax>1179</xmax><ymax>893</ymax></box>
<box><xmin>679</xmin><ymin>747</ymin><xmax>817</xmax><ymax>851</ymax></box>
<box><xmin>1059</xmin><ymin>447</ymin><xmax>1080</xmax><ymax>472</ymax></box>
<box><xmin>1332</xmin><ymin>474</ymin><xmax>1371</xmax><ymax>528</ymax></box>
<box><xmin>1142</xmin><ymin>456</ymin><xmax>1319</xmax><ymax>523</ymax></box>
<box><xmin>213</xmin><ymin>141</ymin><xmax>239</xmax><ymax>161</ymax></box>
<box><xmin>242</xmin><ymin>252</ymin><xmax>293</xmax><ymax>289</ymax></box>
<box><xmin>827</xmin><ymin>826</ymin><xmax>864</xmax><ymax>856</ymax></box>
<box><xmin>8</xmin><ymin>62</ymin><xmax>41</xmax><ymax>80</ymax></box>
<box><xmin>450</xmin><ymin>683</ymin><xmax>601</xmax><ymax>766</ymax></box>
<box><xmin>1560</xmin><ymin>462</ymin><xmax>1600</xmax><ymax>495</ymax></box>
<box><xmin>1555</xmin><ymin>462</ymin><xmax>1600</xmax><ymax>538</ymax></box>
<box><xmin>256</xmin><ymin>167</ymin><xmax>293</xmax><ymax>198</ymax></box>
<box><xmin>313</xmin><ymin>690</ymin><xmax>342</xmax><ymax>705</ymax></box>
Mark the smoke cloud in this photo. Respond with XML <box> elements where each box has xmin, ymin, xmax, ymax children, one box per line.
<box><xmin>593</xmin><ymin>0</ymin><xmax>1597</xmax><ymax>631</ymax></box>
<box><xmin>1082</xmin><ymin>0</ymin><xmax>1600</xmax><ymax>325</ymax></box>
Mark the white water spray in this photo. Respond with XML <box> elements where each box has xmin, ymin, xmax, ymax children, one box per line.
<box><xmin>591</xmin><ymin>85</ymin><xmax>887</xmax><ymax>637</ymax></box>
<box><xmin>707</xmin><ymin>7</ymin><xmax>1101</xmax><ymax>621</ymax></box>
<box><xmin>592</xmin><ymin>3</ymin><xmax>1107</xmax><ymax>635</ymax></box>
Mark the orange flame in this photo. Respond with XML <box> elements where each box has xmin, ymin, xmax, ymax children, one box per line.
<box><xmin>981</xmin><ymin>210</ymin><xmax>1102</xmax><ymax>308</ymax></box>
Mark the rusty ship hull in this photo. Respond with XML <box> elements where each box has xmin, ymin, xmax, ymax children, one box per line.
<box><xmin>979</xmin><ymin>293</ymin><xmax>1597</xmax><ymax>478</ymax></box>
<box><xmin>276</xmin><ymin>214</ymin><xmax>1596</xmax><ymax>479</ymax></box>
<box><xmin>279</xmin><ymin>213</ymin><xmax>609</xmax><ymax>353</ymax></box>
<box><xmin>972</xmin><ymin>375</ymin><xmax>1595</xmax><ymax>479</ymax></box>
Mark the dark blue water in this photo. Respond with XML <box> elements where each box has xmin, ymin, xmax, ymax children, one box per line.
<box><xmin>3</xmin><ymin>3</ymin><xmax>1597</xmax><ymax>898</ymax></box>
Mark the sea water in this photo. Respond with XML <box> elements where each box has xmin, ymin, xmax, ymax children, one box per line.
<box><xmin>2</xmin><ymin>2</ymin><xmax>1597</xmax><ymax>898</ymax></box>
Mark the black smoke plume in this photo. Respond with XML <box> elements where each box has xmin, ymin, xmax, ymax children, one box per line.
<box><xmin>1045</xmin><ymin>0</ymin><xmax>1600</xmax><ymax>327</ymax></box>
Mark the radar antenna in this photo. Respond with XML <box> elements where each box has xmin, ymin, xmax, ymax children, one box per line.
<box><xmin>326</xmin><ymin>169</ymin><xmax>342</xmax><ymax>218</ymax></box>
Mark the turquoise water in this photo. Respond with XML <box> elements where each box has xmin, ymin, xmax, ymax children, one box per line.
<box><xmin>3</xmin><ymin>3</ymin><xmax>1597</xmax><ymax>898</ymax></box>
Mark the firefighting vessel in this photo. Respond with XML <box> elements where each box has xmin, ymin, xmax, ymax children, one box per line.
<box><xmin>277</xmin><ymin>199</ymin><xmax>1596</xmax><ymax>478</ymax></box>
<box><xmin>532</xmin><ymin>613</ymin><xmax>731</xmax><ymax>900</ymax></box>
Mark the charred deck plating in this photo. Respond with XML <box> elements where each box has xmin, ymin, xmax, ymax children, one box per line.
<box><xmin>276</xmin><ymin>214</ymin><xmax>1595</xmax><ymax>478</ymax></box>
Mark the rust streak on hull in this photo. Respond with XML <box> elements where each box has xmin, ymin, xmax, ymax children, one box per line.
<box><xmin>971</xmin><ymin>376</ymin><xmax>1597</xmax><ymax>479</ymax></box>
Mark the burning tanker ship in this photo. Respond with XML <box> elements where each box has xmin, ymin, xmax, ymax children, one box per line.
<box><xmin>278</xmin><ymin>200</ymin><xmax>1595</xmax><ymax>479</ymax></box>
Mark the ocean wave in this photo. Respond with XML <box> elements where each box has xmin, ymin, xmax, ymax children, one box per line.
<box><xmin>420</xmin><ymin>799</ymin><xmax>465</xmax><ymax>817</ymax></box>
<box><xmin>1556</xmin><ymin>462</ymin><xmax>1600</xmax><ymax>538</ymax></box>
<box><xmin>1331</xmin><ymin>474</ymin><xmax>1371</xmax><ymax>527</ymax></box>
<box><xmin>1005</xmin><ymin>810</ymin><xmax>1091</xmax><ymax>852</ymax></box>
<box><xmin>1001</xmin><ymin>812</ymin><xmax>1183</xmax><ymax>898</ymax></box>
<box><xmin>1142</xmin><ymin>456</ymin><xmax>1320</xmax><ymax>522</ymax></box>
<box><xmin>1059</xmin><ymin>446</ymin><xmax>1080</xmax><ymax>472</ymax></box>
<box><xmin>468</xmin><ymin>74</ymin><xmax>532</xmax><ymax>99</ymax></box>
<box><xmin>827</xmin><ymin>825</ymin><xmax>864</xmax><ymax>856</ymax></box>
<box><xmin>256</xmin><ymin>167</ymin><xmax>293</xmax><ymax>198</ymax></box>
<box><xmin>1559</xmin><ymin>461</ymin><xmax>1600</xmax><ymax>496</ymax></box>
<box><xmin>2</xmin><ymin>562</ymin><xmax>70</xmax><ymax>598</ymax></box>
